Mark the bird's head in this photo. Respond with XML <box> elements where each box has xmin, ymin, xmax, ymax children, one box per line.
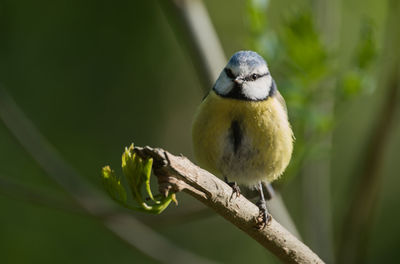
<box><xmin>213</xmin><ymin>51</ymin><xmax>273</xmax><ymax>101</ymax></box>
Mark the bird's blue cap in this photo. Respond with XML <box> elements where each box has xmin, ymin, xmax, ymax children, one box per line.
<box><xmin>227</xmin><ymin>51</ymin><xmax>267</xmax><ymax>68</ymax></box>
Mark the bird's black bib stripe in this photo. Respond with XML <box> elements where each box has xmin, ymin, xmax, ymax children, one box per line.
<box><xmin>225</xmin><ymin>83</ymin><xmax>246</xmax><ymax>100</ymax></box>
<box><xmin>229</xmin><ymin>120</ymin><xmax>242</xmax><ymax>154</ymax></box>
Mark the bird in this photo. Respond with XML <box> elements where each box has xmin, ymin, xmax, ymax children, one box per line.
<box><xmin>192</xmin><ymin>50</ymin><xmax>294</xmax><ymax>226</ymax></box>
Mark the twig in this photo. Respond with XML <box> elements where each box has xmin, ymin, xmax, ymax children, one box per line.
<box><xmin>338</xmin><ymin>0</ymin><xmax>400</xmax><ymax>262</ymax></box>
<box><xmin>159</xmin><ymin>0</ymin><xmax>301</xmax><ymax>239</ymax></box>
<box><xmin>0</xmin><ymin>86</ymin><xmax>216</xmax><ymax>264</ymax></box>
<box><xmin>134</xmin><ymin>146</ymin><xmax>324</xmax><ymax>264</ymax></box>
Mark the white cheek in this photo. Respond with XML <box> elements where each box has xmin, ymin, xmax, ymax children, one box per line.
<box><xmin>242</xmin><ymin>75</ymin><xmax>272</xmax><ymax>100</ymax></box>
<box><xmin>214</xmin><ymin>74</ymin><xmax>233</xmax><ymax>95</ymax></box>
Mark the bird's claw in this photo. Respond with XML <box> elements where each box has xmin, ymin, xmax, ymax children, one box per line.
<box><xmin>227</xmin><ymin>181</ymin><xmax>241</xmax><ymax>201</ymax></box>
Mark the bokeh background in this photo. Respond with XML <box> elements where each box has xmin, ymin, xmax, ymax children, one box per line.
<box><xmin>0</xmin><ymin>0</ymin><xmax>399</xmax><ymax>263</ymax></box>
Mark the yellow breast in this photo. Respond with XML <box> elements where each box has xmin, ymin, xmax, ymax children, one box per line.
<box><xmin>192</xmin><ymin>91</ymin><xmax>293</xmax><ymax>186</ymax></box>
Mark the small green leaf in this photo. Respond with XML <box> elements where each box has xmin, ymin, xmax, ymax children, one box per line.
<box><xmin>142</xmin><ymin>157</ymin><xmax>158</xmax><ymax>203</ymax></box>
<box><xmin>101</xmin><ymin>166</ymin><xmax>127</xmax><ymax>205</ymax></box>
<box><xmin>101</xmin><ymin>143</ymin><xmax>175</xmax><ymax>214</ymax></box>
<box><xmin>122</xmin><ymin>146</ymin><xmax>144</xmax><ymax>204</ymax></box>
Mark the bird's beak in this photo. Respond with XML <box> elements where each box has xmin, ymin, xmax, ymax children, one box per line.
<box><xmin>234</xmin><ymin>77</ymin><xmax>244</xmax><ymax>85</ymax></box>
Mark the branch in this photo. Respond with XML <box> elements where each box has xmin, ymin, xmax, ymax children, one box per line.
<box><xmin>133</xmin><ymin>146</ymin><xmax>324</xmax><ymax>264</ymax></box>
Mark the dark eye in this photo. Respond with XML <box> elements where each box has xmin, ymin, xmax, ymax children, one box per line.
<box><xmin>225</xmin><ymin>68</ymin><xmax>235</xmax><ymax>79</ymax></box>
<box><xmin>251</xmin><ymin>73</ymin><xmax>259</xmax><ymax>80</ymax></box>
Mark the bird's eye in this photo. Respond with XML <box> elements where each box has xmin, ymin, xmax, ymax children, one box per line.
<box><xmin>251</xmin><ymin>74</ymin><xmax>259</xmax><ymax>81</ymax></box>
<box><xmin>225</xmin><ymin>68</ymin><xmax>235</xmax><ymax>79</ymax></box>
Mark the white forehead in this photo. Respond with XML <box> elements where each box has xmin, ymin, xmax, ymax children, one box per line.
<box><xmin>226</xmin><ymin>50</ymin><xmax>269</xmax><ymax>76</ymax></box>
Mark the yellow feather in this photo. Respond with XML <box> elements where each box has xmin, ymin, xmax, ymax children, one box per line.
<box><xmin>192</xmin><ymin>91</ymin><xmax>293</xmax><ymax>186</ymax></box>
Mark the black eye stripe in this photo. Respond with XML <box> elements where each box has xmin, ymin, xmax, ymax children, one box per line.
<box><xmin>224</xmin><ymin>68</ymin><xmax>235</xmax><ymax>79</ymax></box>
<box><xmin>244</xmin><ymin>72</ymin><xmax>269</xmax><ymax>81</ymax></box>
<box><xmin>224</xmin><ymin>68</ymin><xmax>270</xmax><ymax>81</ymax></box>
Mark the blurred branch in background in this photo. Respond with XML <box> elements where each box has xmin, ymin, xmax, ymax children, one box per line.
<box><xmin>0</xmin><ymin>175</ymin><xmax>86</xmax><ymax>216</ymax></box>
<box><xmin>0</xmin><ymin>172</ymin><xmax>214</xmax><ymax>230</ymax></box>
<box><xmin>158</xmin><ymin>0</ymin><xmax>225</xmax><ymax>91</ymax></box>
<box><xmin>159</xmin><ymin>0</ymin><xmax>301</xmax><ymax>239</ymax></box>
<box><xmin>0</xmin><ymin>86</ymin><xmax>216</xmax><ymax>264</ymax></box>
<box><xmin>338</xmin><ymin>0</ymin><xmax>400</xmax><ymax>262</ymax></box>
<box><xmin>133</xmin><ymin>146</ymin><xmax>324</xmax><ymax>264</ymax></box>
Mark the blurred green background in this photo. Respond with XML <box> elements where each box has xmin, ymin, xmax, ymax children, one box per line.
<box><xmin>0</xmin><ymin>0</ymin><xmax>399</xmax><ymax>263</ymax></box>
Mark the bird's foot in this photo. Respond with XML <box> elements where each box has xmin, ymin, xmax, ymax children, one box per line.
<box><xmin>225</xmin><ymin>180</ymin><xmax>241</xmax><ymax>201</ymax></box>
<box><xmin>224</xmin><ymin>176</ymin><xmax>241</xmax><ymax>200</ymax></box>
<box><xmin>256</xmin><ymin>199</ymin><xmax>272</xmax><ymax>229</ymax></box>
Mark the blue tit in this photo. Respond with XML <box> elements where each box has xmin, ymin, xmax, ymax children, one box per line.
<box><xmin>192</xmin><ymin>50</ymin><xmax>294</xmax><ymax>224</ymax></box>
